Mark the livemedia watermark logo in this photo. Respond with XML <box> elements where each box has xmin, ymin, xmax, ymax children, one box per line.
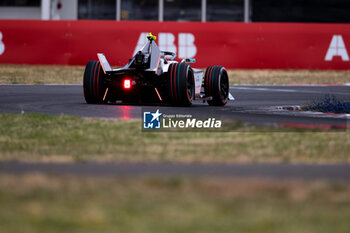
<box><xmin>142</xmin><ymin>108</ymin><xmax>222</xmax><ymax>131</ymax></box>
<box><xmin>143</xmin><ymin>109</ymin><xmax>162</xmax><ymax>129</ymax></box>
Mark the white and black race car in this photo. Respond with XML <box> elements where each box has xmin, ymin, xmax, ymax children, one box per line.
<box><xmin>83</xmin><ymin>33</ymin><xmax>233</xmax><ymax>106</ymax></box>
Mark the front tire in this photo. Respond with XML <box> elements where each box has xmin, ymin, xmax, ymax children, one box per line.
<box><xmin>168</xmin><ymin>63</ymin><xmax>195</xmax><ymax>106</ymax></box>
<box><xmin>204</xmin><ymin>66</ymin><xmax>229</xmax><ymax>106</ymax></box>
<box><xmin>83</xmin><ymin>61</ymin><xmax>107</xmax><ymax>104</ymax></box>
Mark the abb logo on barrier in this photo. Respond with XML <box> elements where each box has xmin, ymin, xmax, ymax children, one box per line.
<box><xmin>0</xmin><ymin>32</ymin><xmax>5</xmax><ymax>55</ymax></box>
<box><xmin>133</xmin><ymin>32</ymin><xmax>197</xmax><ymax>59</ymax></box>
<box><xmin>325</xmin><ymin>35</ymin><xmax>349</xmax><ymax>61</ymax></box>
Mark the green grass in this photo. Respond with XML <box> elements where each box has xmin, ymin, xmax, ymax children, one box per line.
<box><xmin>0</xmin><ymin>174</ymin><xmax>349</xmax><ymax>233</ymax></box>
<box><xmin>0</xmin><ymin>113</ymin><xmax>349</xmax><ymax>163</ymax></box>
<box><xmin>0</xmin><ymin>64</ymin><xmax>82</xmax><ymax>84</ymax></box>
<box><xmin>1</xmin><ymin>64</ymin><xmax>350</xmax><ymax>85</ymax></box>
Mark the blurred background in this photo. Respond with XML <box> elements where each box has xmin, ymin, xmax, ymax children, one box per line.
<box><xmin>1</xmin><ymin>0</ymin><xmax>350</xmax><ymax>69</ymax></box>
<box><xmin>1</xmin><ymin>0</ymin><xmax>350</xmax><ymax>23</ymax></box>
<box><xmin>0</xmin><ymin>0</ymin><xmax>350</xmax><ymax>23</ymax></box>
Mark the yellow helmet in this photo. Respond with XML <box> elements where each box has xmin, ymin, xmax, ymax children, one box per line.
<box><xmin>147</xmin><ymin>32</ymin><xmax>157</xmax><ymax>41</ymax></box>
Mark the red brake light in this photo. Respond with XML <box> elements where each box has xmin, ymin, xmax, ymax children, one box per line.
<box><xmin>123</xmin><ymin>79</ymin><xmax>131</xmax><ymax>89</ymax></box>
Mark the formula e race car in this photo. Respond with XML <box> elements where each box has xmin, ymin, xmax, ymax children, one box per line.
<box><xmin>83</xmin><ymin>33</ymin><xmax>233</xmax><ymax>106</ymax></box>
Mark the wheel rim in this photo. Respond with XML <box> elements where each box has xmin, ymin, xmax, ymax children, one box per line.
<box><xmin>219</xmin><ymin>71</ymin><xmax>229</xmax><ymax>100</ymax></box>
<box><xmin>186</xmin><ymin>70</ymin><xmax>194</xmax><ymax>101</ymax></box>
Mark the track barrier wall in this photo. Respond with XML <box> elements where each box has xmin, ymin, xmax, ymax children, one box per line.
<box><xmin>0</xmin><ymin>20</ymin><xmax>350</xmax><ymax>69</ymax></box>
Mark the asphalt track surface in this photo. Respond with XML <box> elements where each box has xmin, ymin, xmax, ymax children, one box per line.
<box><xmin>0</xmin><ymin>84</ymin><xmax>349</xmax><ymax>126</ymax></box>
<box><xmin>0</xmin><ymin>84</ymin><xmax>349</xmax><ymax>179</ymax></box>
<box><xmin>1</xmin><ymin>162</ymin><xmax>350</xmax><ymax>180</ymax></box>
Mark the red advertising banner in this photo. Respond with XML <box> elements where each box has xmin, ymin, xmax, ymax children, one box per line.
<box><xmin>0</xmin><ymin>20</ymin><xmax>350</xmax><ymax>69</ymax></box>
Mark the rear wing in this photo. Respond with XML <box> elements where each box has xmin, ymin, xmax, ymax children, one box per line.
<box><xmin>97</xmin><ymin>53</ymin><xmax>113</xmax><ymax>74</ymax></box>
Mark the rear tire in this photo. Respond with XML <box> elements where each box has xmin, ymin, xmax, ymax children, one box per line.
<box><xmin>83</xmin><ymin>61</ymin><xmax>107</xmax><ymax>104</ymax></box>
<box><xmin>204</xmin><ymin>66</ymin><xmax>229</xmax><ymax>106</ymax></box>
<box><xmin>168</xmin><ymin>63</ymin><xmax>195</xmax><ymax>106</ymax></box>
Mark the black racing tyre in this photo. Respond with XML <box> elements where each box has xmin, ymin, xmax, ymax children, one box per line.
<box><xmin>168</xmin><ymin>62</ymin><xmax>195</xmax><ymax>106</ymax></box>
<box><xmin>83</xmin><ymin>61</ymin><xmax>107</xmax><ymax>104</ymax></box>
<box><xmin>204</xmin><ymin>66</ymin><xmax>229</xmax><ymax>106</ymax></box>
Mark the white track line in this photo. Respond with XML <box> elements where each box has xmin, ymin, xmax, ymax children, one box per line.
<box><xmin>230</xmin><ymin>86</ymin><xmax>350</xmax><ymax>95</ymax></box>
<box><xmin>231</xmin><ymin>84</ymin><xmax>350</xmax><ymax>86</ymax></box>
<box><xmin>231</xmin><ymin>86</ymin><xmax>298</xmax><ymax>93</ymax></box>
